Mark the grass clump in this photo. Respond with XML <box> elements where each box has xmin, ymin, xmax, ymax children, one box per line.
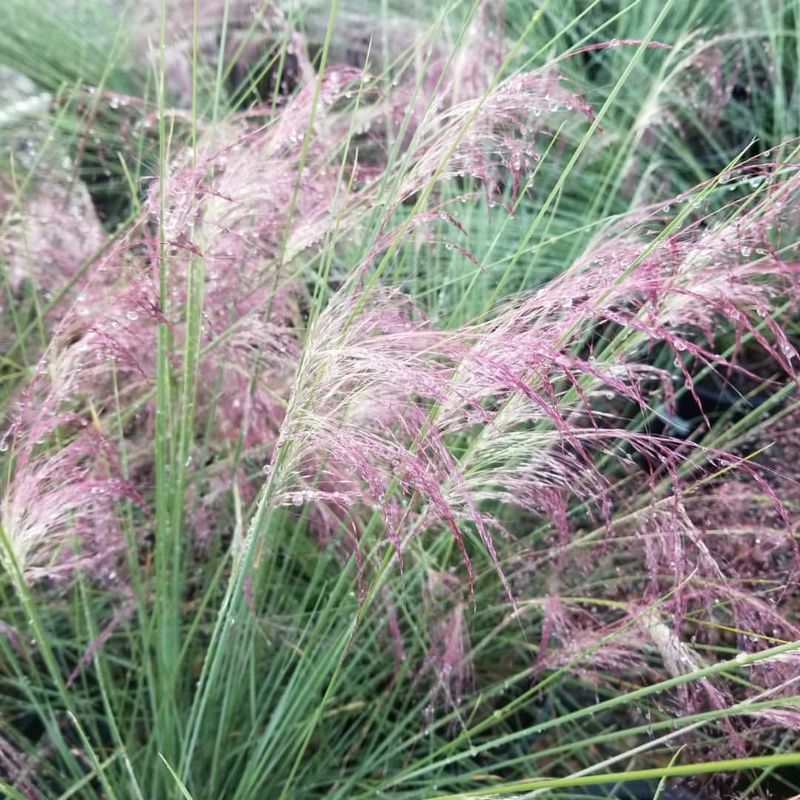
<box><xmin>1</xmin><ymin>1</ymin><xmax>799</xmax><ymax>799</ymax></box>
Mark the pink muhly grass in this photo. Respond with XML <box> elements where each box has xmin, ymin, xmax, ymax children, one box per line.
<box><xmin>265</xmin><ymin>289</ymin><xmax>458</xmax><ymax>546</ymax></box>
<box><xmin>420</xmin><ymin>569</ymin><xmax>472</xmax><ymax>722</ymax></box>
<box><xmin>1</xmin><ymin>9</ymin><xmax>799</xmax><ymax>759</ymax></box>
<box><xmin>133</xmin><ymin>65</ymin><xmax>368</xmax><ymax>498</ymax></box>
<box><xmin>0</xmin><ymin>416</ymin><xmax>139</xmax><ymax>584</ymax></box>
<box><xmin>0</xmin><ymin>731</ymin><xmax>38</xmax><ymax>800</ymax></box>
<box><xmin>146</xmin><ymin>63</ymin><xmax>368</xmax><ymax>313</ymax></box>
<box><xmin>0</xmin><ymin>61</ymin><xmax>372</xmax><ymax>565</ymax></box>
<box><xmin>376</xmin><ymin>68</ymin><xmax>595</xmax><ymax>208</ymax></box>
<box><xmin>251</xmin><ymin>151</ymin><xmax>800</xmax><ymax>727</ymax></box>
<box><xmin>0</xmin><ymin>262</ymin><xmax>157</xmax><ymax>584</ymax></box>
<box><xmin>0</xmin><ymin>158</ymin><xmax>106</xmax><ymax>302</ymax></box>
<box><xmin>0</xmin><ymin>59</ymin><xmax>366</xmax><ymax>583</ymax></box>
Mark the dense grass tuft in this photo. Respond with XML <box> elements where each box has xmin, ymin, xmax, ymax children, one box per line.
<box><xmin>1</xmin><ymin>2</ymin><xmax>799</xmax><ymax>799</ymax></box>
